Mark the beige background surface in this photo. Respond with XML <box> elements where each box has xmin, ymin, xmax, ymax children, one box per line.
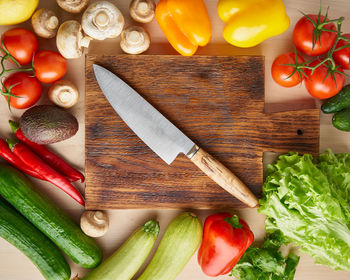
<box><xmin>0</xmin><ymin>0</ymin><xmax>350</xmax><ymax>279</ymax></box>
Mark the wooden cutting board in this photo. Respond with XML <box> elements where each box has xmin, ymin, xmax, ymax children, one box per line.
<box><xmin>85</xmin><ymin>55</ymin><xmax>319</xmax><ymax>210</ymax></box>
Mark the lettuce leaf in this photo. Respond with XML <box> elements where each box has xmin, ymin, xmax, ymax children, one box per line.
<box><xmin>230</xmin><ymin>231</ymin><xmax>299</xmax><ymax>280</ymax></box>
<box><xmin>259</xmin><ymin>150</ymin><xmax>350</xmax><ymax>271</ymax></box>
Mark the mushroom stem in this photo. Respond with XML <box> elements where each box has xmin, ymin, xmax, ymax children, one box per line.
<box><xmin>80</xmin><ymin>36</ymin><xmax>91</xmax><ymax>48</ymax></box>
<box><xmin>94</xmin><ymin>11</ymin><xmax>110</xmax><ymax>28</ymax></box>
<box><xmin>58</xmin><ymin>90</ymin><xmax>72</xmax><ymax>103</ymax></box>
<box><xmin>128</xmin><ymin>30</ymin><xmax>142</xmax><ymax>44</ymax></box>
<box><xmin>138</xmin><ymin>2</ymin><xmax>150</xmax><ymax>14</ymax></box>
<box><xmin>47</xmin><ymin>16</ymin><xmax>59</xmax><ymax>29</ymax></box>
<box><xmin>93</xmin><ymin>211</ymin><xmax>105</xmax><ymax>223</ymax></box>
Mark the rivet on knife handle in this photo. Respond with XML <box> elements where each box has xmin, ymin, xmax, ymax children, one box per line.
<box><xmin>190</xmin><ymin>147</ymin><xmax>259</xmax><ymax>208</ymax></box>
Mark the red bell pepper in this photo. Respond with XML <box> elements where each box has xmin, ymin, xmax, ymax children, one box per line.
<box><xmin>197</xmin><ymin>212</ymin><xmax>254</xmax><ymax>277</ymax></box>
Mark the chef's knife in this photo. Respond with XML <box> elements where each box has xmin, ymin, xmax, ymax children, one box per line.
<box><xmin>93</xmin><ymin>64</ymin><xmax>259</xmax><ymax>208</ymax></box>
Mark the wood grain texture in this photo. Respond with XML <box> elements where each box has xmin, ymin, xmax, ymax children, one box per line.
<box><xmin>190</xmin><ymin>147</ymin><xmax>259</xmax><ymax>207</ymax></box>
<box><xmin>85</xmin><ymin>55</ymin><xmax>320</xmax><ymax>209</ymax></box>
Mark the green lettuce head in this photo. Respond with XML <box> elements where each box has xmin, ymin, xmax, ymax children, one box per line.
<box><xmin>259</xmin><ymin>150</ymin><xmax>350</xmax><ymax>271</ymax></box>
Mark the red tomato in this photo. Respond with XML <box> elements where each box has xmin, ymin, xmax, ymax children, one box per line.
<box><xmin>2</xmin><ymin>72</ymin><xmax>42</xmax><ymax>109</ymax></box>
<box><xmin>293</xmin><ymin>15</ymin><xmax>336</xmax><ymax>56</ymax></box>
<box><xmin>271</xmin><ymin>52</ymin><xmax>305</xmax><ymax>87</ymax></box>
<box><xmin>333</xmin><ymin>34</ymin><xmax>350</xmax><ymax>70</ymax></box>
<box><xmin>304</xmin><ymin>60</ymin><xmax>345</xmax><ymax>99</ymax></box>
<box><xmin>2</xmin><ymin>28</ymin><xmax>38</xmax><ymax>65</ymax></box>
<box><xmin>33</xmin><ymin>51</ymin><xmax>67</xmax><ymax>83</ymax></box>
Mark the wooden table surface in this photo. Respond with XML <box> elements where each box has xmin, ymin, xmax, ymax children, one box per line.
<box><xmin>0</xmin><ymin>0</ymin><xmax>350</xmax><ymax>279</ymax></box>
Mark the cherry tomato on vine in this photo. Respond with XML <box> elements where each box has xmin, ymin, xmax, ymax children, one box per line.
<box><xmin>2</xmin><ymin>72</ymin><xmax>42</xmax><ymax>109</ymax></box>
<box><xmin>293</xmin><ymin>14</ymin><xmax>337</xmax><ymax>56</ymax></box>
<box><xmin>304</xmin><ymin>60</ymin><xmax>345</xmax><ymax>99</ymax></box>
<box><xmin>271</xmin><ymin>52</ymin><xmax>305</xmax><ymax>87</ymax></box>
<box><xmin>1</xmin><ymin>28</ymin><xmax>38</xmax><ymax>65</ymax></box>
<box><xmin>333</xmin><ymin>34</ymin><xmax>350</xmax><ymax>70</ymax></box>
<box><xmin>33</xmin><ymin>51</ymin><xmax>67</xmax><ymax>83</ymax></box>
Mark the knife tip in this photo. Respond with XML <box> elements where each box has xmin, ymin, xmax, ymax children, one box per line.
<box><xmin>92</xmin><ymin>64</ymin><xmax>100</xmax><ymax>73</ymax></box>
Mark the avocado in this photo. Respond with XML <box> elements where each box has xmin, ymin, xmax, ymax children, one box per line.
<box><xmin>332</xmin><ymin>109</ymin><xmax>350</xmax><ymax>132</ymax></box>
<box><xmin>19</xmin><ymin>105</ymin><xmax>79</xmax><ymax>144</ymax></box>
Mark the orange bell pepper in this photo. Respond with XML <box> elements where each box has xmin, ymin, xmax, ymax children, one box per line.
<box><xmin>155</xmin><ymin>0</ymin><xmax>212</xmax><ymax>56</ymax></box>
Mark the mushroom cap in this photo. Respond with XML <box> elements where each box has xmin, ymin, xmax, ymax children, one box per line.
<box><xmin>56</xmin><ymin>20</ymin><xmax>91</xmax><ymax>59</ymax></box>
<box><xmin>48</xmin><ymin>80</ymin><xmax>79</xmax><ymax>108</ymax></box>
<box><xmin>31</xmin><ymin>8</ymin><xmax>59</xmax><ymax>38</ymax></box>
<box><xmin>56</xmin><ymin>0</ymin><xmax>89</xmax><ymax>13</ymax></box>
<box><xmin>120</xmin><ymin>26</ymin><xmax>150</xmax><ymax>54</ymax></box>
<box><xmin>80</xmin><ymin>210</ymin><xmax>109</xmax><ymax>238</ymax></box>
<box><xmin>82</xmin><ymin>1</ymin><xmax>124</xmax><ymax>40</ymax></box>
<box><xmin>129</xmin><ymin>0</ymin><xmax>155</xmax><ymax>23</ymax></box>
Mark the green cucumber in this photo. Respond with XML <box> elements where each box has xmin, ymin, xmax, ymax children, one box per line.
<box><xmin>0</xmin><ymin>198</ymin><xmax>71</xmax><ymax>280</ymax></box>
<box><xmin>138</xmin><ymin>212</ymin><xmax>203</xmax><ymax>280</ymax></box>
<box><xmin>83</xmin><ymin>219</ymin><xmax>159</xmax><ymax>280</ymax></box>
<box><xmin>332</xmin><ymin>109</ymin><xmax>350</xmax><ymax>131</ymax></box>
<box><xmin>0</xmin><ymin>163</ymin><xmax>102</xmax><ymax>268</ymax></box>
<box><xmin>321</xmin><ymin>84</ymin><xmax>350</xmax><ymax>113</ymax></box>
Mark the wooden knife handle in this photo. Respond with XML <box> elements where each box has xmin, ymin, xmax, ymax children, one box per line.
<box><xmin>190</xmin><ymin>147</ymin><xmax>259</xmax><ymax>208</ymax></box>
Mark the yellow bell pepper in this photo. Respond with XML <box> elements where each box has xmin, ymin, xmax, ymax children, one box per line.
<box><xmin>155</xmin><ymin>0</ymin><xmax>212</xmax><ymax>56</ymax></box>
<box><xmin>0</xmin><ymin>0</ymin><xmax>38</xmax><ymax>25</ymax></box>
<box><xmin>217</xmin><ymin>0</ymin><xmax>290</xmax><ymax>48</ymax></box>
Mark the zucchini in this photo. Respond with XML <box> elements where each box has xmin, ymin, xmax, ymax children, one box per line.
<box><xmin>332</xmin><ymin>109</ymin><xmax>350</xmax><ymax>131</ymax></box>
<box><xmin>0</xmin><ymin>163</ymin><xmax>102</xmax><ymax>268</ymax></box>
<box><xmin>83</xmin><ymin>219</ymin><xmax>159</xmax><ymax>280</ymax></box>
<box><xmin>321</xmin><ymin>84</ymin><xmax>350</xmax><ymax>113</ymax></box>
<box><xmin>0</xmin><ymin>198</ymin><xmax>71</xmax><ymax>280</ymax></box>
<box><xmin>137</xmin><ymin>212</ymin><xmax>203</xmax><ymax>280</ymax></box>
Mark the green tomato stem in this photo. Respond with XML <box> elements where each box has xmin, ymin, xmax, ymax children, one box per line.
<box><xmin>298</xmin><ymin>14</ymin><xmax>347</xmax><ymax>81</ymax></box>
<box><xmin>0</xmin><ymin>43</ymin><xmax>33</xmax><ymax>78</ymax></box>
<box><xmin>318</xmin><ymin>16</ymin><xmax>344</xmax><ymax>29</ymax></box>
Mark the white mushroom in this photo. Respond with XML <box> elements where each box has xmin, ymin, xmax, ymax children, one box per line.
<box><xmin>48</xmin><ymin>80</ymin><xmax>79</xmax><ymax>108</ymax></box>
<box><xmin>120</xmin><ymin>26</ymin><xmax>150</xmax><ymax>54</ymax></box>
<box><xmin>31</xmin><ymin>9</ymin><xmax>59</xmax><ymax>39</ymax></box>
<box><xmin>80</xmin><ymin>210</ymin><xmax>109</xmax><ymax>238</ymax></box>
<box><xmin>56</xmin><ymin>0</ymin><xmax>89</xmax><ymax>13</ymax></box>
<box><xmin>129</xmin><ymin>0</ymin><xmax>155</xmax><ymax>23</ymax></box>
<box><xmin>56</xmin><ymin>20</ymin><xmax>91</xmax><ymax>59</ymax></box>
<box><xmin>82</xmin><ymin>1</ymin><xmax>124</xmax><ymax>40</ymax></box>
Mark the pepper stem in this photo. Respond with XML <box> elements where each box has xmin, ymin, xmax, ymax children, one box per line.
<box><xmin>224</xmin><ymin>215</ymin><xmax>242</xmax><ymax>229</ymax></box>
<box><xmin>6</xmin><ymin>139</ymin><xmax>17</xmax><ymax>150</ymax></box>
<box><xmin>8</xmin><ymin>120</ymin><xmax>19</xmax><ymax>133</ymax></box>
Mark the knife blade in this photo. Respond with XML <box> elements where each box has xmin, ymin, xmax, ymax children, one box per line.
<box><xmin>93</xmin><ymin>64</ymin><xmax>258</xmax><ymax>207</ymax></box>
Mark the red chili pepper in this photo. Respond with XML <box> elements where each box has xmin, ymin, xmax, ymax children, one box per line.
<box><xmin>0</xmin><ymin>139</ymin><xmax>44</xmax><ymax>180</ymax></box>
<box><xmin>197</xmin><ymin>212</ymin><xmax>254</xmax><ymax>277</ymax></box>
<box><xmin>9</xmin><ymin>140</ymin><xmax>85</xmax><ymax>206</ymax></box>
<box><xmin>9</xmin><ymin>120</ymin><xmax>85</xmax><ymax>183</ymax></box>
